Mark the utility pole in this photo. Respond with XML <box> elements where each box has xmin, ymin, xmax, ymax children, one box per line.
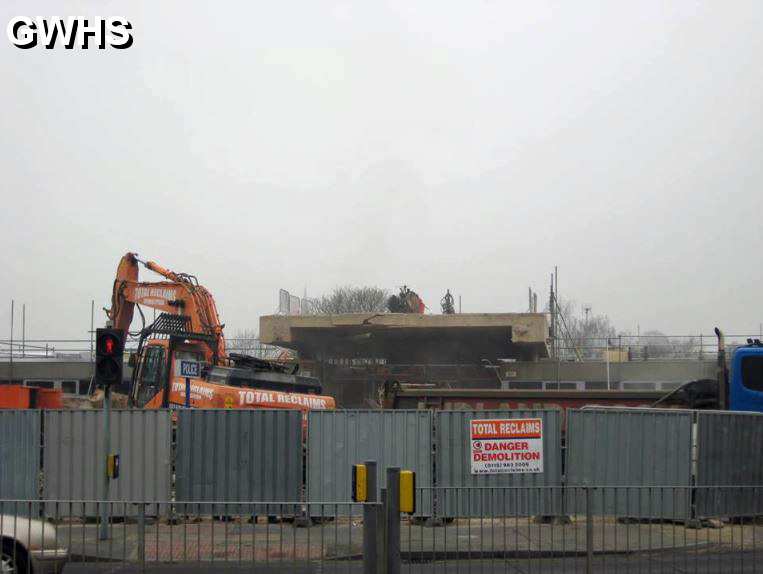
<box><xmin>550</xmin><ymin>272</ymin><xmax>560</xmax><ymax>386</ymax></box>
<box><xmin>100</xmin><ymin>382</ymin><xmax>111</xmax><ymax>540</ymax></box>
<box><xmin>90</xmin><ymin>300</ymin><xmax>95</xmax><ymax>374</ymax></box>
<box><xmin>9</xmin><ymin>300</ymin><xmax>13</xmax><ymax>383</ymax></box>
<box><xmin>605</xmin><ymin>338</ymin><xmax>611</xmax><ymax>389</ymax></box>
<box><xmin>528</xmin><ymin>288</ymin><xmax>538</xmax><ymax>313</ymax></box>
<box><xmin>21</xmin><ymin>304</ymin><xmax>25</xmax><ymax>358</ymax></box>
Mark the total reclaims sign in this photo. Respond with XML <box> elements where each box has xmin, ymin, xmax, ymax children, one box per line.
<box><xmin>7</xmin><ymin>17</ymin><xmax>133</xmax><ymax>49</ymax></box>
<box><xmin>470</xmin><ymin>418</ymin><xmax>544</xmax><ymax>474</ymax></box>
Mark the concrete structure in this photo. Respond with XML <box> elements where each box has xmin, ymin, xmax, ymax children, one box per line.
<box><xmin>259</xmin><ymin>312</ymin><xmax>551</xmax><ymax>363</ymax></box>
<box><xmin>0</xmin><ymin>358</ymin><xmax>93</xmax><ymax>383</ymax></box>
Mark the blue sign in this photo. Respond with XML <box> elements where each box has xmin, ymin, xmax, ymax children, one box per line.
<box><xmin>179</xmin><ymin>360</ymin><xmax>201</xmax><ymax>378</ymax></box>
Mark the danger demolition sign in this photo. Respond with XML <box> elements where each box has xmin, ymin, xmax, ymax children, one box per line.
<box><xmin>470</xmin><ymin>418</ymin><xmax>544</xmax><ymax>475</ymax></box>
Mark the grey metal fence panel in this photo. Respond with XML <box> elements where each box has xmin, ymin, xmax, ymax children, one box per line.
<box><xmin>695</xmin><ymin>411</ymin><xmax>763</xmax><ymax>517</ymax></box>
<box><xmin>42</xmin><ymin>410</ymin><xmax>171</xmax><ymax>515</ymax></box>
<box><xmin>0</xmin><ymin>410</ymin><xmax>40</xmax><ymax>503</ymax></box>
<box><xmin>566</xmin><ymin>408</ymin><xmax>693</xmax><ymax>519</ymax></box>
<box><xmin>307</xmin><ymin>410</ymin><xmax>433</xmax><ymax>516</ymax></box>
<box><xmin>435</xmin><ymin>410</ymin><xmax>563</xmax><ymax>517</ymax></box>
<box><xmin>175</xmin><ymin>409</ymin><xmax>303</xmax><ymax>511</ymax></box>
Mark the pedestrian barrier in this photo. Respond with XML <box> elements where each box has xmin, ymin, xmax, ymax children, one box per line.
<box><xmin>1</xmin><ymin>485</ymin><xmax>761</xmax><ymax>573</ymax></box>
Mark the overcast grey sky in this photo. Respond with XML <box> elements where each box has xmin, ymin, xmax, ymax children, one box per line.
<box><xmin>1</xmin><ymin>1</ymin><xmax>761</xmax><ymax>341</ymax></box>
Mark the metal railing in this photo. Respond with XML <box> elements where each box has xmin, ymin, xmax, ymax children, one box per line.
<box><xmin>0</xmin><ymin>499</ymin><xmax>373</xmax><ymax>573</ymax></box>
<box><xmin>1</xmin><ymin>486</ymin><xmax>761</xmax><ymax>573</ymax></box>
<box><xmin>406</xmin><ymin>486</ymin><xmax>761</xmax><ymax>573</ymax></box>
<box><xmin>553</xmin><ymin>333</ymin><xmax>763</xmax><ymax>362</ymax></box>
<box><xmin>3</xmin><ymin>333</ymin><xmax>763</xmax><ymax>361</ymax></box>
<box><xmin>0</xmin><ymin>337</ymin><xmax>291</xmax><ymax>360</ymax></box>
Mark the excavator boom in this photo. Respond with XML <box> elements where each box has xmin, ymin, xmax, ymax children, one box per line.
<box><xmin>107</xmin><ymin>252</ymin><xmax>226</xmax><ymax>361</ymax></box>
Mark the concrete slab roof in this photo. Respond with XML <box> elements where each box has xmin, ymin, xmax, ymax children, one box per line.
<box><xmin>259</xmin><ymin>313</ymin><xmax>550</xmax><ymax>362</ymax></box>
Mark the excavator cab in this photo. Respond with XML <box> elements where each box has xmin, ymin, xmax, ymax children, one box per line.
<box><xmin>128</xmin><ymin>313</ymin><xmax>217</xmax><ymax>408</ymax></box>
<box><xmin>132</xmin><ymin>344</ymin><xmax>168</xmax><ymax>407</ymax></box>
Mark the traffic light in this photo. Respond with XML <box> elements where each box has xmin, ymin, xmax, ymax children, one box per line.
<box><xmin>95</xmin><ymin>328</ymin><xmax>125</xmax><ymax>387</ymax></box>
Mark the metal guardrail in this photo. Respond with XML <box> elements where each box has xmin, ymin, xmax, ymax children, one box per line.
<box><xmin>1</xmin><ymin>486</ymin><xmax>762</xmax><ymax>573</ymax></box>
<box><xmin>403</xmin><ymin>486</ymin><xmax>763</xmax><ymax>573</ymax></box>
<box><xmin>552</xmin><ymin>334</ymin><xmax>762</xmax><ymax>362</ymax></box>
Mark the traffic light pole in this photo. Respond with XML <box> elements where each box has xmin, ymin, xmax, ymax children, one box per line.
<box><xmin>99</xmin><ymin>384</ymin><xmax>111</xmax><ymax>540</ymax></box>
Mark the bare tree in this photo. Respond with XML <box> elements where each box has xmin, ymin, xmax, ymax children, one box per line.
<box><xmin>303</xmin><ymin>286</ymin><xmax>390</xmax><ymax>314</ymax></box>
<box><xmin>550</xmin><ymin>298</ymin><xmax>698</xmax><ymax>360</ymax></box>
<box><xmin>226</xmin><ymin>328</ymin><xmax>259</xmax><ymax>354</ymax></box>
<box><xmin>640</xmin><ymin>330</ymin><xmax>697</xmax><ymax>359</ymax></box>
<box><xmin>550</xmin><ymin>298</ymin><xmax>617</xmax><ymax>359</ymax></box>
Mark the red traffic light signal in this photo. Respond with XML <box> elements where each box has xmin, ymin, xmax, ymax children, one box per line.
<box><xmin>95</xmin><ymin>328</ymin><xmax>125</xmax><ymax>387</ymax></box>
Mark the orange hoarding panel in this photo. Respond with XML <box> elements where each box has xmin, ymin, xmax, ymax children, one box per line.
<box><xmin>35</xmin><ymin>388</ymin><xmax>63</xmax><ymax>409</ymax></box>
<box><xmin>0</xmin><ymin>386</ymin><xmax>31</xmax><ymax>409</ymax></box>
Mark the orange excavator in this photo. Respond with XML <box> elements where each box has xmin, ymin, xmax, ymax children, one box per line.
<box><xmin>106</xmin><ymin>252</ymin><xmax>335</xmax><ymax>411</ymax></box>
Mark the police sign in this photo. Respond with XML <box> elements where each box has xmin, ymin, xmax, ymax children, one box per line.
<box><xmin>179</xmin><ymin>360</ymin><xmax>201</xmax><ymax>378</ymax></box>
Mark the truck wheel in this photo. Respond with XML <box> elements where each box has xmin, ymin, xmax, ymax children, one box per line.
<box><xmin>1</xmin><ymin>539</ymin><xmax>29</xmax><ymax>574</ymax></box>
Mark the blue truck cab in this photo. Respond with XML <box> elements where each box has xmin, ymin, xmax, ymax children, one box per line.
<box><xmin>728</xmin><ymin>343</ymin><xmax>763</xmax><ymax>413</ymax></box>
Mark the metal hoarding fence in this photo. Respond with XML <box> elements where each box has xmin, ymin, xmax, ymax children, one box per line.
<box><xmin>565</xmin><ymin>408</ymin><xmax>693</xmax><ymax>519</ymax></box>
<box><xmin>42</xmin><ymin>410</ymin><xmax>171</xmax><ymax>515</ymax></box>
<box><xmin>307</xmin><ymin>410</ymin><xmax>433</xmax><ymax>516</ymax></box>
<box><xmin>695</xmin><ymin>410</ymin><xmax>763</xmax><ymax>517</ymax></box>
<box><xmin>0</xmin><ymin>410</ymin><xmax>40</xmax><ymax>506</ymax></box>
<box><xmin>434</xmin><ymin>410</ymin><xmax>563</xmax><ymax>517</ymax></box>
<box><xmin>175</xmin><ymin>409</ymin><xmax>303</xmax><ymax>513</ymax></box>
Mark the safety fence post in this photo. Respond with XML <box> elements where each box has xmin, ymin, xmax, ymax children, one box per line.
<box><xmin>585</xmin><ymin>486</ymin><xmax>594</xmax><ymax>574</ymax></box>
<box><xmin>363</xmin><ymin>460</ymin><xmax>379</xmax><ymax>574</ymax></box>
<box><xmin>386</xmin><ymin>467</ymin><xmax>401</xmax><ymax>574</ymax></box>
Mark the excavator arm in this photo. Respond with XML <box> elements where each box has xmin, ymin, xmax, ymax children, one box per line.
<box><xmin>107</xmin><ymin>252</ymin><xmax>227</xmax><ymax>360</ymax></box>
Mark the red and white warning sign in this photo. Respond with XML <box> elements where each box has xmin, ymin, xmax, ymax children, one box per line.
<box><xmin>470</xmin><ymin>418</ymin><xmax>544</xmax><ymax>474</ymax></box>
